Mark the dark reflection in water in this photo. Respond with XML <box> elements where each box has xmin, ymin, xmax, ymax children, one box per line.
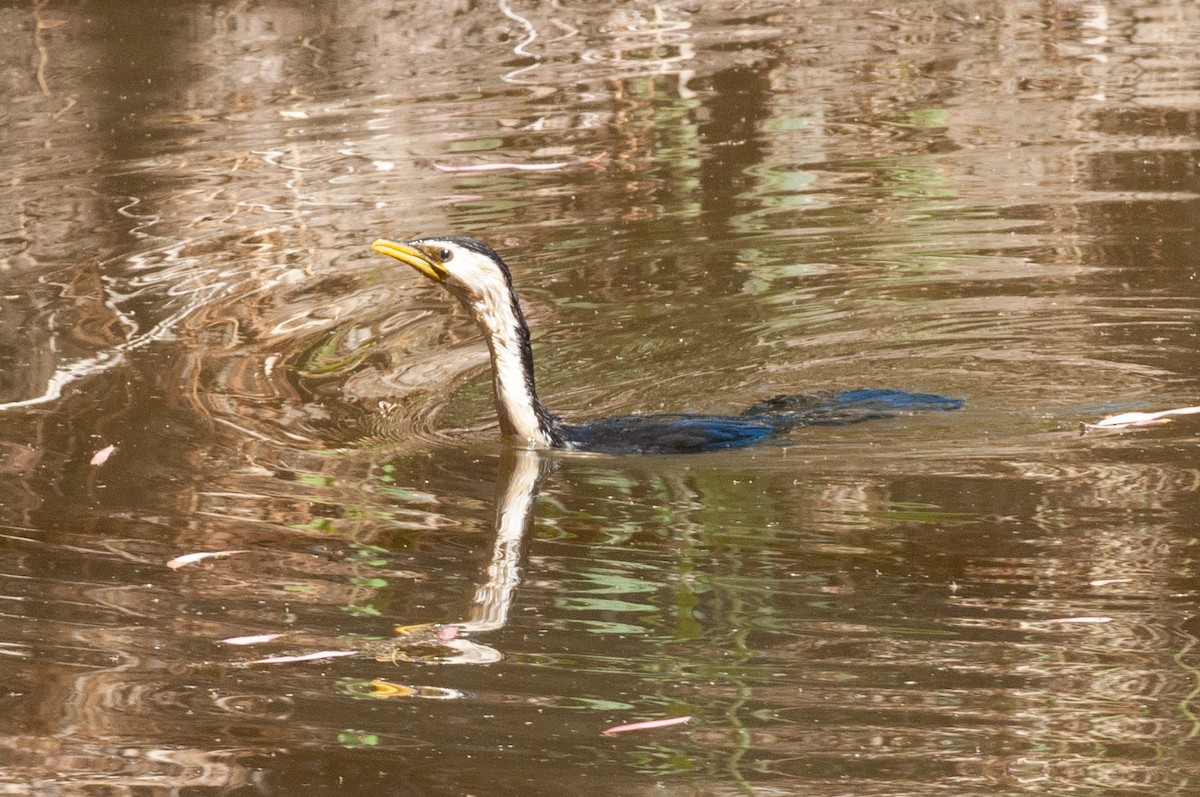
<box><xmin>3</xmin><ymin>0</ymin><xmax>1200</xmax><ymax>795</ymax></box>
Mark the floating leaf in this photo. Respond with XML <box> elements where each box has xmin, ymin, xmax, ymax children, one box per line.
<box><xmin>220</xmin><ymin>633</ymin><xmax>290</xmax><ymax>646</ymax></box>
<box><xmin>89</xmin><ymin>444</ymin><xmax>116</xmax><ymax>466</ymax></box>
<box><xmin>246</xmin><ymin>650</ymin><xmax>355</xmax><ymax>665</ymax></box>
<box><xmin>1084</xmin><ymin>405</ymin><xmax>1200</xmax><ymax>430</ymax></box>
<box><xmin>367</xmin><ymin>679</ymin><xmax>417</xmax><ymax>698</ymax></box>
<box><xmin>603</xmin><ymin>716</ymin><xmax>692</xmax><ymax>736</ymax></box>
<box><xmin>166</xmin><ymin>550</ymin><xmax>249</xmax><ymax>570</ymax></box>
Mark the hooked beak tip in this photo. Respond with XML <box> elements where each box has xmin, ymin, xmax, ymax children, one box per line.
<box><xmin>371</xmin><ymin>239</ymin><xmax>446</xmax><ymax>282</ymax></box>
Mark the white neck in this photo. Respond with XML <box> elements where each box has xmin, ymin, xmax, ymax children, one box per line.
<box><xmin>467</xmin><ymin>285</ymin><xmax>557</xmax><ymax>449</ymax></box>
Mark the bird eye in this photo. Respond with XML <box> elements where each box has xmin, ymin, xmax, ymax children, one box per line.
<box><xmin>438</xmin><ymin>248</ymin><xmax>453</xmax><ymax>262</ymax></box>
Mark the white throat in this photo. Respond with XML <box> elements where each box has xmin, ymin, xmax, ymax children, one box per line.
<box><xmin>466</xmin><ymin>284</ymin><xmax>556</xmax><ymax>449</ymax></box>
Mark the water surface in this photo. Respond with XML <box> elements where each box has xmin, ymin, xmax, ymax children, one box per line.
<box><xmin>2</xmin><ymin>1</ymin><xmax>1200</xmax><ymax>794</ymax></box>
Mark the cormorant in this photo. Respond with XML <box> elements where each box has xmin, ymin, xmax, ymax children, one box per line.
<box><xmin>371</xmin><ymin>236</ymin><xmax>961</xmax><ymax>454</ymax></box>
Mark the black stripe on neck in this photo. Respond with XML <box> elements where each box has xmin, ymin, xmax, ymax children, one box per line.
<box><xmin>420</xmin><ymin>236</ymin><xmax>566</xmax><ymax>447</ymax></box>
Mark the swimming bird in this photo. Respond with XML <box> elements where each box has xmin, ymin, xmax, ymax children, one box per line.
<box><xmin>371</xmin><ymin>236</ymin><xmax>961</xmax><ymax>454</ymax></box>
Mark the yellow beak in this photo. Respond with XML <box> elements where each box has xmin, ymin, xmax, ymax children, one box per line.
<box><xmin>371</xmin><ymin>239</ymin><xmax>448</xmax><ymax>282</ymax></box>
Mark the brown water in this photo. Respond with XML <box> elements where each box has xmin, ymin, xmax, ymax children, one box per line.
<box><xmin>3</xmin><ymin>1</ymin><xmax>1200</xmax><ymax>794</ymax></box>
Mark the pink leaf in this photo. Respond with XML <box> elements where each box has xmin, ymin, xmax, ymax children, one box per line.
<box><xmin>89</xmin><ymin>444</ymin><xmax>116</xmax><ymax>466</ymax></box>
<box><xmin>166</xmin><ymin>550</ymin><xmax>250</xmax><ymax>570</ymax></box>
<box><xmin>1085</xmin><ymin>405</ymin><xmax>1200</xmax><ymax>429</ymax></box>
<box><xmin>246</xmin><ymin>650</ymin><xmax>355</xmax><ymax>665</ymax></box>
<box><xmin>603</xmin><ymin>716</ymin><xmax>692</xmax><ymax>736</ymax></box>
<box><xmin>220</xmin><ymin>633</ymin><xmax>290</xmax><ymax>646</ymax></box>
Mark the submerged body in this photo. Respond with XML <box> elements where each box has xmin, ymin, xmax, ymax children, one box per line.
<box><xmin>558</xmin><ymin>389</ymin><xmax>962</xmax><ymax>454</ymax></box>
<box><xmin>371</xmin><ymin>236</ymin><xmax>962</xmax><ymax>454</ymax></box>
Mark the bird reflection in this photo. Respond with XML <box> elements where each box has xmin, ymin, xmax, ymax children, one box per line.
<box><xmin>376</xmin><ymin>448</ymin><xmax>550</xmax><ymax>665</ymax></box>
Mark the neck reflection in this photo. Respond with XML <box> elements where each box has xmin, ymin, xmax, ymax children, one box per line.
<box><xmin>385</xmin><ymin>447</ymin><xmax>550</xmax><ymax>665</ymax></box>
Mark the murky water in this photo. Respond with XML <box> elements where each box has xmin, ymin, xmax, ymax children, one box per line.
<box><xmin>3</xmin><ymin>0</ymin><xmax>1200</xmax><ymax>794</ymax></box>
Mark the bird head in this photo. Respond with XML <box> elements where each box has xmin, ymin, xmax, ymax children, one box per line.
<box><xmin>371</xmin><ymin>234</ymin><xmax>557</xmax><ymax>446</ymax></box>
<box><xmin>370</xmin><ymin>236</ymin><xmax>516</xmax><ymax>306</ymax></box>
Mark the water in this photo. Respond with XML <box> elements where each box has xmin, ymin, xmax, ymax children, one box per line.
<box><xmin>2</xmin><ymin>0</ymin><xmax>1200</xmax><ymax>794</ymax></box>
